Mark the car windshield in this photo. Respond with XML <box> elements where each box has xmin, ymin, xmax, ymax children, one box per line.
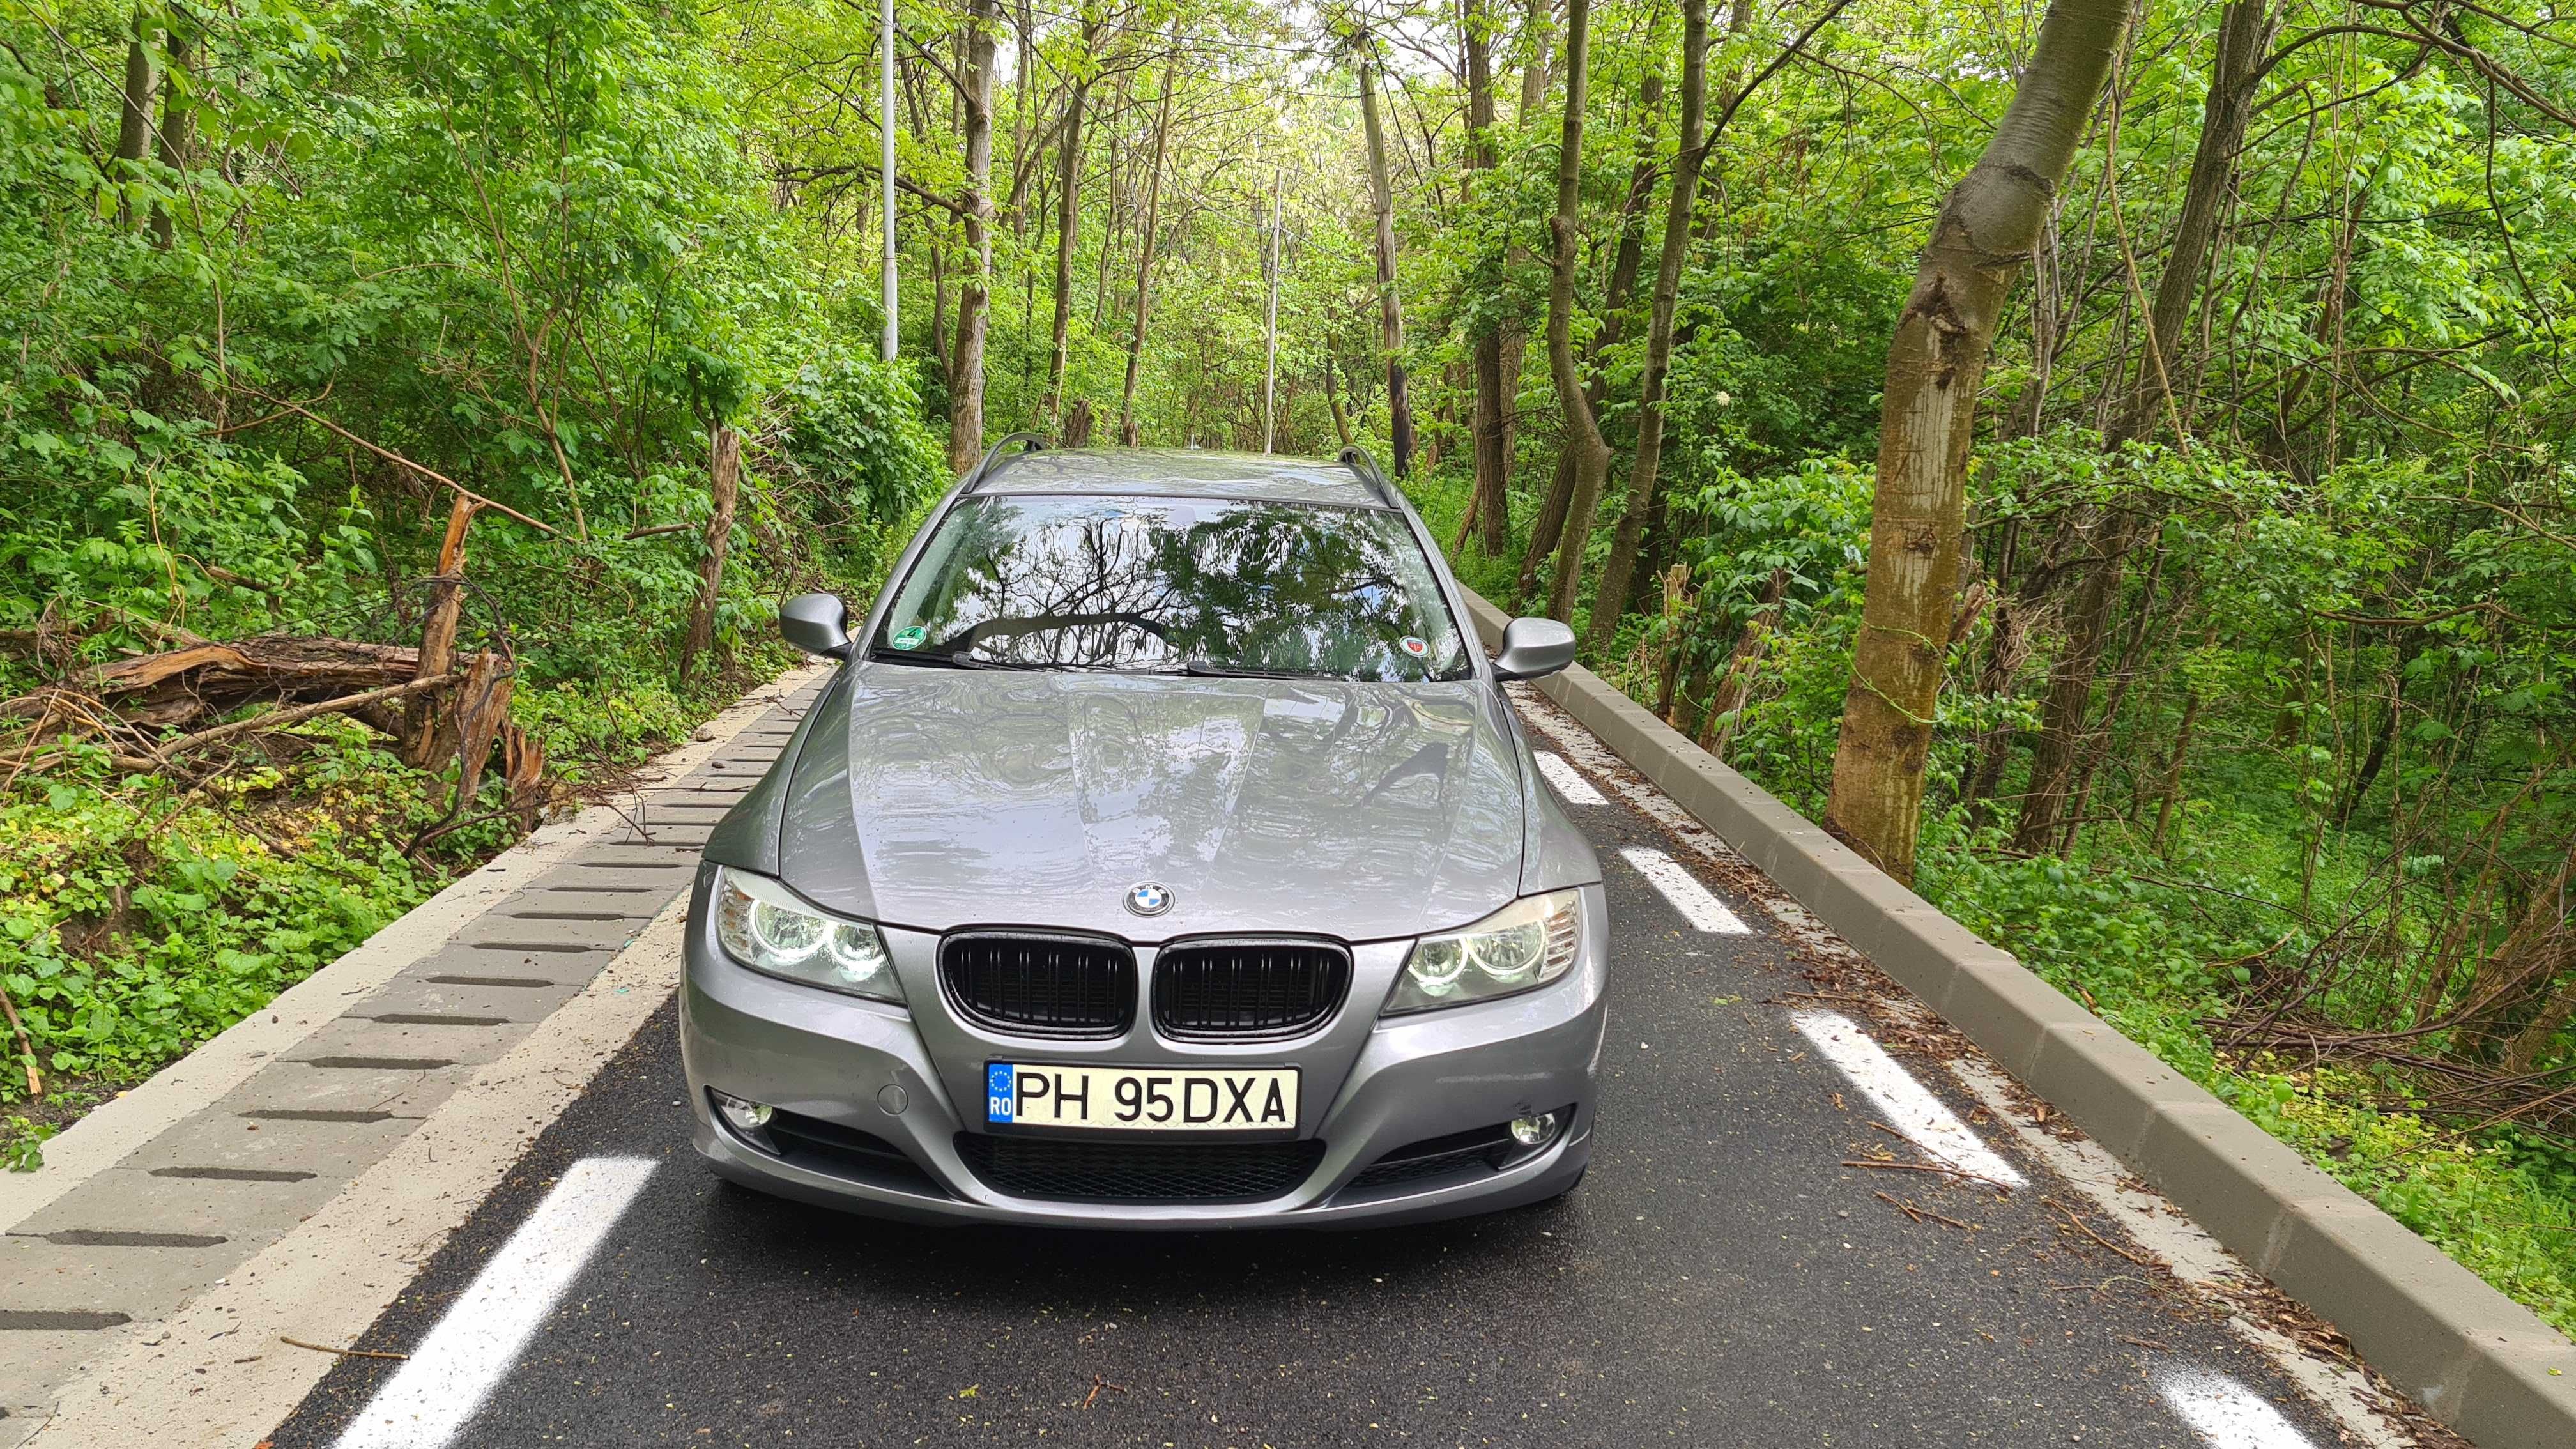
<box><xmin>871</xmin><ymin>494</ymin><xmax>1472</xmax><ymax>681</ymax></box>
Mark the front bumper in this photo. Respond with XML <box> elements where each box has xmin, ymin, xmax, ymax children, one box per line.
<box><xmin>677</xmin><ymin>868</ymin><xmax>1609</xmax><ymax>1229</ymax></box>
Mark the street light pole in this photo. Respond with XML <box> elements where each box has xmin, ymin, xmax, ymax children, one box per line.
<box><xmin>880</xmin><ymin>0</ymin><xmax>900</xmax><ymax>363</ymax></box>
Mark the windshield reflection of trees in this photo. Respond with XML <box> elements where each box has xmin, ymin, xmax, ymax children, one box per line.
<box><xmin>919</xmin><ymin>502</ymin><xmax>1463</xmax><ymax>680</ymax></box>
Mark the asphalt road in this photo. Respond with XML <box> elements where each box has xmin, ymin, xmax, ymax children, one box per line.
<box><xmin>262</xmin><ymin>729</ymin><xmax>2342</xmax><ymax>1449</ymax></box>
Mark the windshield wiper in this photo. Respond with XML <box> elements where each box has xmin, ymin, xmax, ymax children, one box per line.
<box><xmin>868</xmin><ymin>648</ymin><xmax>1137</xmax><ymax>672</ymax></box>
<box><xmin>1180</xmin><ymin>658</ymin><xmax>1342</xmax><ymax>681</ymax></box>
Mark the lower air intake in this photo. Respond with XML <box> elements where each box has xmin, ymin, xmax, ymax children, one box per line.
<box><xmin>767</xmin><ymin>1110</ymin><xmax>946</xmax><ymax>1197</ymax></box>
<box><xmin>954</xmin><ymin>1133</ymin><xmax>1326</xmax><ymax>1202</ymax></box>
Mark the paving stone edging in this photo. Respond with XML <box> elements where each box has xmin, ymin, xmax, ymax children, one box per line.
<box><xmin>1461</xmin><ymin>587</ymin><xmax>2576</xmax><ymax>1449</ymax></box>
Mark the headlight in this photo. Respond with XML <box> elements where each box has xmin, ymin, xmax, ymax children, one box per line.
<box><xmin>1384</xmin><ymin>889</ymin><xmax>1582</xmax><ymax>1014</ymax></box>
<box><xmin>712</xmin><ymin>868</ymin><xmax>905</xmax><ymax>1005</ymax></box>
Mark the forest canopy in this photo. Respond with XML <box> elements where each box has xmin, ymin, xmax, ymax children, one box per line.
<box><xmin>4</xmin><ymin>0</ymin><xmax>2575</xmax><ymax>1338</ymax></box>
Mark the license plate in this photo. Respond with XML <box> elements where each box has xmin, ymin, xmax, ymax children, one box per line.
<box><xmin>985</xmin><ymin>1063</ymin><xmax>1298</xmax><ymax>1132</ymax></box>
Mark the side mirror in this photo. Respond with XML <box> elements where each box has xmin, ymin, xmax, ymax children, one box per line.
<box><xmin>1492</xmin><ymin>617</ymin><xmax>1577</xmax><ymax>682</ymax></box>
<box><xmin>779</xmin><ymin>592</ymin><xmax>852</xmax><ymax>659</ymax></box>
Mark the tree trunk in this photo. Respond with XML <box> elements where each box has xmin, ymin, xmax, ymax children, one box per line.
<box><xmin>2014</xmin><ymin>0</ymin><xmax>2265</xmax><ymax>854</ymax></box>
<box><xmin>1466</xmin><ymin>334</ymin><xmax>1514</xmax><ymax>556</ymax></box>
<box><xmin>2504</xmin><ymin>964</ymin><xmax>2576</xmax><ymax>1075</ymax></box>
<box><xmin>1484</xmin><ymin>0</ymin><xmax>1555</xmax><ymax>540</ymax></box>
<box><xmin>401</xmin><ymin>495</ymin><xmax>480</xmax><ymax>767</ymax></box>
<box><xmin>148</xmin><ymin>1</ymin><xmax>196</xmax><ymax>249</ymax></box>
<box><xmin>1587</xmin><ymin>0</ymin><xmax>1711</xmax><ymax>655</ymax></box>
<box><xmin>1460</xmin><ymin>0</ymin><xmax>1512</xmax><ymax>556</ymax></box>
<box><xmin>1044</xmin><ymin>24</ymin><xmax>1100</xmax><ymax>426</ymax></box>
<box><xmin>948</xmin><ymin>0</ymin><xmax>999</xmax><ymax>475</ymax></box>
<box><xmin>1044</xmin><ymin>78</ymin><xmax>1085</xmax><ymax>423</ymax></box>
<box><xmin>1592</xmin><ymin>71</ymin><xmax>1662</xmax><ymax>359</ymax></box>
<box><xmin>1092</xmin><ymin>75</ymin><xmax>1127</xmax><ymax>334</ymax></box>
<box><xmin>2149</xmin><ymin>684</ymin><xmax>2202</xmax><ymax>854</ymax></box>
<box><xmin>1823</xmin><ymin>0</ymin><xmax>2129</xmax><ymax>884</ymax></box>
<box><xmin>1540</xmin><ymin>0</ymin><xmax>1612</xmax><ymax>626</ymax></box>
<box><xmin>1701</xmin><ymin>567</ymin><xmax>1789</xmax><ymax>758</ymax></box>
<box><xmin>2013</xmin><ymin>510</ymin><xmax>2130</xmax><ymax>850</ymax></box>
<box><xmin>2054</xmin><ymin>537</ymin><xmax>2167</xmax><ymax>853</ymax></box>
<box><xmin>1009</xmin><ymin>0</ymin><xmax>1033</xmax><ymax>239</ymax></box>
<box><xmin>1324</xmin><ymin>353</ymin><xmax>1354</xmax><ymax>448</ymax></box>
<box><xmin>1526</xmin><ymin>70</ymin><xmax>1662</xmax><ymax>611</ymax></box>
<box><xmin>930</xmin><ymin>245</ymin><xmax>953</xmax><ymax>388</ymax></box>
<box><xmin>1355</xmin><ymin>40</ymin><xmax>1416</xmax><ymax>476</ymax></box>
<box><xmin>1961</xmin><ymin>597</ymin><xmax>2034</xmax><ymax>819</ymax></box>
<box><xmin>680</xmin><ymin>426</ymin><xmax>742</xmax><ymax>685</ymax></box>
<box><xmin>2122</xmin><ymin>0</ymin><xmax>2270</xmax><ymax>447</ymax></box>
<box><xmin>1517</xmin><ymin>450</ymin><xmax>1577</xmax><ymax>599</ymax></box>
<box><xmin>2336</xmin><ymin>636</ymin><xmax>2416</xmax><ymax>825</ymax></box>
<box><xmin>1117</xmin><ymin>48</ymin><xmax>1174</xmax><ymax>447</ymax></box>
<box><xmin>112</xmin><ymin>3</ymin><xmax>158</xmax><ymax>227</ymax></box>
<box><xmin>1494</xmin><ymin>329</ymin><xmax>1529</xmax><ymax>526</ymax></box>
<box><xmin>1517</xmin><ymin>0</ymin><xmax>1554</xmax><ymax>120</ymax></box>
<box><xmin>2488</xmin><ymin>837</ymin><xmax>2576</xmax><ymax>1071</ymax></box>
<box><xmin>2006</xmin><ymin>210</ymin><xmax>2062</xmax><ymax>438</ymax></box>
<box><xmin>1653</xmin><ymin>562</ymin><xmax>1692</xmax><ymax>721</ymax></box>
<box><xmin>1262</xmin><ymin>170</ymin><xmax>1284</xmax><ymax>452</ymax></box>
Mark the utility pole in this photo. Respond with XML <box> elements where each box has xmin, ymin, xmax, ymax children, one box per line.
<box><xmin>880</xmin><ymin>0</ymin><xmax>900</xmax><ymax>362</ymax></box>
<box><xmin>1262</xmin><ymin>169</ymin><xmax>1283</xmax><ymax>453</ymax></box>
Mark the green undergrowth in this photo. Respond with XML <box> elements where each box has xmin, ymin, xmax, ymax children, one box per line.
<box><xmin>1404</xmin><ymin>463</ymin><xmax>2576</xmax><ymax>1338</ymax></box>
<box><xmin>1919</xmin><ymin>827</ymin><xmax>2576</xmax><ymax>1337</ymax></box>
<box><xmin>0</xmin><ymin>643</ymin><xmax>801</xmax><ymax>1169</ymax></box>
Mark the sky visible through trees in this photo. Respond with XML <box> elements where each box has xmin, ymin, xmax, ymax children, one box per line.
<box><xmin>5</xmin><ymin>0</ymin><xmax>2576</xmax><ymax>1336</ymax></box>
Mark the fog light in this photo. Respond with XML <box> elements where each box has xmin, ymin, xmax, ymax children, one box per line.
<box><xmin>1509</xmin><ymin>1112</ymin><xmax>1561</xmax><ymax>1148</ymax></box>
<box><xmin>710</xmin><ymin>1089</ymin><xmax>776</xmax><ymax>1151</ymax></box>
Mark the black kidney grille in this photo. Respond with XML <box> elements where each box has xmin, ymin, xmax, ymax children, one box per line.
<box><xmin>954</xmin><ymin>1133</ymin><xmax>1327</xmax><ymax>1202</ymax></box>
<box><xmin>942</xmin><ymin>933</ymin><xmax>1135</xmax><ymax>1036</ymax></box>
<box><xmin>1152</xmin><ymin>940</ymin><xmax>1350</xmax><ymax>1039</ymax></box>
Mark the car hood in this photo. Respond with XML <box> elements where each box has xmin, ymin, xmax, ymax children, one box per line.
<box><xmin>774</xmin><ymin>666</ymin><xmax>1527</xmax><ymax>942</ymax></box>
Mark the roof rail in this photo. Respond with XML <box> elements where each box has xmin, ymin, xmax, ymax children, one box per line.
<box><xmin>1335</xmin><ymin>446</ymin><xmax>1403</xmax><ymax>509</ymax></box>
<box><xmin>963</xmin><ymin>431</ymin><xmax>1049</xmax><ymax>491</ymax></box>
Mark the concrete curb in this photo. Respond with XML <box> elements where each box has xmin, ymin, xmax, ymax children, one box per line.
<box><xmin>0</xmin><ymin>661</ymin><xmax>829</xmax><ymax>1444</ymax></box>
<box><xmin>1461</xmin><ymin>588</ymin><xmax>2576</xmax><ymax>1449</ymax></box>
<box><xmin>31</xmin><ymin>894</ymin><xmax>696</xmax><ymax>1448</ymax></box>
<box><xmin>0</xmin><ymin>660</ymin><xmax>824</xmax><ymax>1238</ymax></box>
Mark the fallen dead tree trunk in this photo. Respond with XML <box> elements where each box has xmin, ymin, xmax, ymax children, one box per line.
<box><xmin>3</xmin><ymin>634</ymin><xmax>429</xmax><ymax>765</ymax></box>
<box><xmin>1</xmin><ymin>632</ymin><xmax>541</xmax><ymax>818</ymax></box>
<box><xmin>152</xmin><ymin>670</ymin><xmax>464</xmax><ymax>764</ymax></box>
<box><xmin>31</xmin><ymin>636</ymin><xmax>425</xmax><ymax>729</ymax></box>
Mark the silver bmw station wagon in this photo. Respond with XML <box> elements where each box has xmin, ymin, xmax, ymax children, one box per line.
<box><xmin>680</xmin><ymin>442</ymin><xmax>1607</xmax><ymax>1227</ymax></box>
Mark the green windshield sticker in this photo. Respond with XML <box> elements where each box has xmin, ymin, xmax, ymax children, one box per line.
<box><xmin>891</xmin><ymin>625</ymin><xmax>928</xmax><ymax>650</ymax></box>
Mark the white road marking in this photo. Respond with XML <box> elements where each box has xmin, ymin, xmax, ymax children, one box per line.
<box><xmin>1791</xmin><ymin>1011</ymin><xmax>2025</xmax><ymax>1188</ymax></box>
<box><xmin>1514</xmin><ymin>691</ymin><xmax>1832</xmax><ymax>949</ymax></box>
<box><xmin>1617</xmin><ymin>847</ymin><xmax>1752</xmax><ymax>934</ymax></box>
<box><xmin>1532</xmin><ymin>750</ymin><xmax>1607</xmax><ymax>805</ymax></box>
<box><xmin>1952</xmin><ymin>1061</ymin><xmax>2414</xmax><ymax>1447</ymax></box>
<box><xmin>2159</xmin><ymin>1369</ymin><xmax>2319</xmax><ymax>1448</ymax></box>
<box><xmin>1506</xmin><ymin>686</ymin><xmax>2377</xmax><ymax>1443</ymax></box>
<box><xmin>335</xmin><ymin>1156</ymin><xmax>658</xmax><ymax>1449</ymax></box>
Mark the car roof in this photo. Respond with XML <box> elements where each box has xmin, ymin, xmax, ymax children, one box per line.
<box><xmin>965</xmin><ymin>447</ymin><xmax>1399</xmax><ymax>510</ymax></box>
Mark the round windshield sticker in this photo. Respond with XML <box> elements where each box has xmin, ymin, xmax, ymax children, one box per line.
<box><xmin>891</xmin><ymin>625</ymin><xmax>928</xmax><ymax>650</ymax></box>
<box><xmin>1399</xmin><ymin>635</ymin><xmax>1429</xmax><ymax>657</ymax></box>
